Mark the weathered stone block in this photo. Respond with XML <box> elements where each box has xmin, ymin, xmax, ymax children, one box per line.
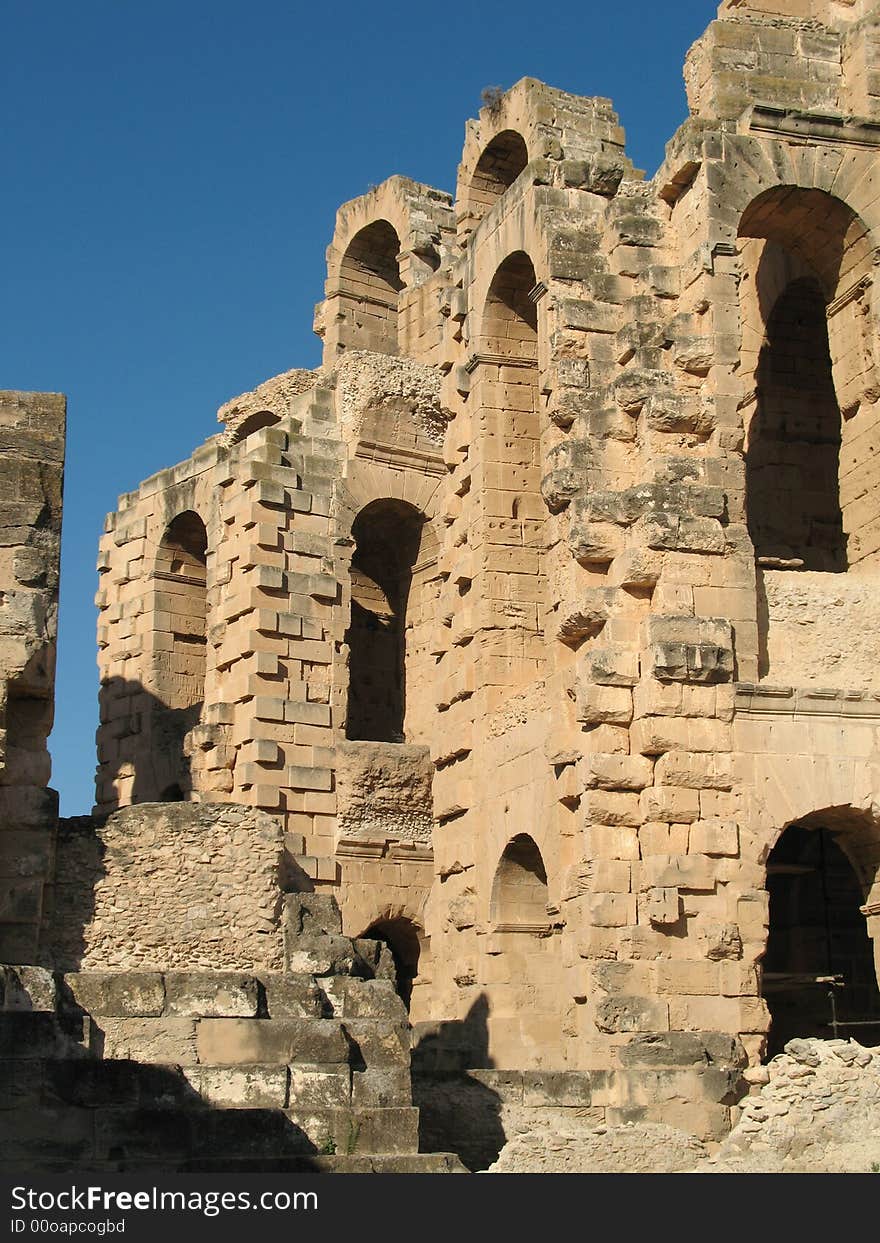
<box><xmin>61</xmin><ymin>972</ymin><xmax>165</xmax><ymax>1018</ymax></box>
<box><xmin>97</xmin><ymin>1017</ymin><xmax>198</xmax><ymax>1064</ymax></box>
<box><xmin>288</xmin><ymin>1064</ymin><xmax>351</xmax><ymax>1109</ymax></box>
<box><xmin>163</xmin><ymin>972</ymin><xmax>259</xmax><ymax>1018</ymax></box>
<box><xmin>0</xmin><ymin>965</ymin><xmax>56</xmax><ymax>1012</ymax></box>
<box><xmin>341</xmin><ymin>1020</ymin><xmax>410</xmax><ymax>1068</ymax></box>
<box><xmin>195</xmin><ymin>1018</ymin><xmax>349</xmax><ymax>1066</ymax></box>
<box><xmin>595</xmin><ymin>995</ymin><xmax>670</xmax><ymax>1034</ymax></box>
<box><xmin>618</xmin><ymin>1031</ymin><xmax>747</xmax><ymax>1069</ymax></box>
<box><xmin>184</xmin><ymin>1064</ymin><xmax>289</xmax><ymax>1108</ymax></box>
<box><xmin>263</xmin><ymin>973</ymin><xmax>326</xmax><ymax>1019</ymax></box>
<box><xmin>341</xmin><ymin>978</ymin><xmax>407</xmax><ymax>1022</ymax></box>
<box><xmin>351</xmin><ymin>1066</ymin><xmax>412</xmax><ymax>1109</ymax></box>
<box><xmin>521</xmin><ymin>1071</ymin><xmax>593</xmax><ymax>1106</ymax></box>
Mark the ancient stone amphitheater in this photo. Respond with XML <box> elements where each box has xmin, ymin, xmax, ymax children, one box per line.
<box><xmin>3</xmin><ymin>0</ymin><xmax>880</xmax><ymax>1173</ymax></box>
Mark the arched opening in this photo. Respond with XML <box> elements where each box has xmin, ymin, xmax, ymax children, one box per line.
<box><xmin>475</xmin><ymin>253</ymin><xmax>546</xmax><ymax>680</ymax></box>
<box><xmin>463</xmin><ymin>130</ymin><xmax>528</xmax><ymax>229</ymax></box>
<box><xmin>360</xmin><ymin>916</ymin><xmax>421</xmax><ymax>1010</ymax></box>
<box><xmin>345</xmin><ymin>499</ymin><xmax>424</xmax><ymax>743</ymax></box>
<box><xmin>747</xmin><ymin>276</ymin><xmax>846</xmax><ymax>570</ymax></box>
<box><xmin>490</xmin><ymin>834</ymin><xmax>549</xmax><ymax>929</ymax></box>
<box><xmin>151</xmin><ymin>510</ymin><xmax>208</xmax><ymax>801</ymax></box>
<box><xmin>227</xmin><ymin>409</ymin><xmax>279</xmax><ymax>445</ymax></box>
<box><xmin>762</xmin><ymin>820</ymin><xmax>880</xmax><ymax>1058</ymax></box>
<box><xmin>738</xmin><ymin>187</ymin><xmax>878</xmax><ymax>571</ymax></box>
<box><xmin>336</xmin><ymin>220</ymin><xmax>403</xmax><ymax>356</ymax></box>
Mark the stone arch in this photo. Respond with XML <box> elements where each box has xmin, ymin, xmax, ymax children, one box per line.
<box><xmin>490</xmin><ymin>833</ymin><xmax>550</xmax><ymax>930</ymax></box>
<box><xmin>458</xmin><ymin>129</ymin><xmax>529</xmax><ymax>232</ymax></box>
<box><xmin>319</xmin><ymin>176</ymin><xmax>452</xmax><ymax>362</ymax></box>
<box><xmin>154</xmin><ymin>511</ymin><xmax>208</xmax><ymax>711</ymax></box>
<box><xmin>359</xmin><ymin>913</ymin><xmax>424</xmax><ymax>1010</ymax></box>
<box><xmin>335</xmin><ymin>219</ymin><xmax>403</xmax><ymax>358</ymax></box>
<box><xmin>736</xmin><ymin>182</ymin><xmax>880</xmax><ymax>570</ymax></box>
<box><xmin>344</xmin><ymin>498</ymin><xmax>431</xmax><ymax>744</ymax></box>
<box><xmin>149</xmin><ymin>510</ymin><xmax>208</xmax><ymax>801</ymax></box>
<box><xmin>761</xmin><ymin>810</ymin><xmax>880</xmax><ymax>1057</ymax></box>
<box><xmin>745</xmin><ymin>272</ymin><xmax>847</xmax><ymax>570</ymax></box>
<box><xmin>470</xmin><ymin>250</ymin><xmax>548</xmax><ymax>672</ymax></box>
<box><xmin>226</xmin><ymin>409</ymin><xmax>279</xmax><ymax>445</ymax></box>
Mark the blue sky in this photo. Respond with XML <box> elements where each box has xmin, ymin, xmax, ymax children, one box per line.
<box><xmin>3</xmin><ymin>0</ymin><xmax>713</xmax><ymax>814</ymax></box>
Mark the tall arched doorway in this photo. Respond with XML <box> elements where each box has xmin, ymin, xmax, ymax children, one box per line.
<box><xmin>345</xmin><ymin>498</ymin><xmax>425</xmax><ymax>743</ymax></box>
<box><xmin>763</xmin><ymin>820</ymin><xmax>880</xmax><ymax>1058</ymax></box>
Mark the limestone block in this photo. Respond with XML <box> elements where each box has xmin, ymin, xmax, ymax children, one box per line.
<box><xmin>195</xmin><ymin>1018</ymin><xmax>349</xmax><ymax>1066</ymax></box>
<box><xmin>638</xmin><ymin>854</ymin><xmax>717</xmax><ymax>893</ymax></box>
<box><xmin>595</xmin><ymin>995</ymin><xmax>670</xmax><ymax>1033</ymax></box>
<box><xmin>338</xmin><ymin>1019</ymin><xmax>411</xmax><ymax>1068</ymax></box>
<box><xmin>584</xmin><ymin>790</ymin><xmax>642</xmax><ymax>827</ymax></box>
<box><xmin>521</xmin><ymin>1071</ymin><xmax>593</xmax><ymax>1107</ymax></box>
<box><xmin>583</xmin><ymin>825</ymin><xmax>640</xmax><ymax>861</ymax></box>
<box><xmin>351</xmin><ymin>1067</ymin><xmax>412</xmax><ymax>1109</ymax></box>
<box><xmin>576</xmin><ymin>683</ymin><xmax>633</xmax><ymax>726</ymax></box>
<box><xmin>341</xmin><ymin>978</ymin><xmax>407</xmax><ymax>1022</ymax></box>
<box><xmin>580</xmin><ymin>859</ymin><xmax>632</xmax><ymax>894</ymax></box>
<box><xmin>163</xmin><ymin>973</ymin><xmax>260</xmax><ymax>1018</ymax></box>
<box><xmin>0</xmin><ymin>965</ymin><xmax>56</xmax><ymax>1012</ymax></box>
<box><xmin>262</xmin><ymin>973</ymin><xmax>326</xmax><ymax>1019</ymax></box>
<box><xmin>97</xmin><ymin>1017</ymin><xmax>198</xmax><ymax>1064</ymax></box>
<box><xmin>689</xmin><ymin>818</ymin><xmax>739</xmax><ymax>857</ymax></box>
<box><xmin>645</xmin><ymin>887</ymin><xmax>682</xmax><ymax>928</ymax></box>
<box><xmin>584</xmin><ymin>892</ymin><xmax>637</xmax><ymax>927</ymax></box>
<box><xmin>284</xmin><ymin>893</ymin><xmax>343</xmax><ymax>936</ymax></box>
<box><xmin>618</xmin><ymin>1031</ymin><xmax>747</xmax><ymax>1069</ymax></box>
<box><xmin>639</xmin><ymin>785</ymin><xmax>701</xmax><ymax>823</ymax></box>
<box><xmin>582</xmin><ymin>753</ymin><xmax>654</xmax><ymax>792</ymax></box>
<box><xmin>185</xmin><ymin>1064</ymin><xmax>289</xmax><ymax>1108</ymax></box>
<box><xmin>0</xmin><ymin>1011</ymin><xmax>87</xmax><ymax>1061</ymax></box>
<box><xmin>638</xmin><ymin>822</ymin><xmax>689</xmax><ymax>857</ymax></box>
<box><xmin>654</xmin><ymin>960</ymin><xmax>721</xmax><ymax>996</ymax></box>
<box><xmin>61</xmin><ymin>973</ymin><xmax>165</xmax><ymax>1018</ymax></box>
<box><xmin>589</xmin><ymin>646</ymin><xmax>640</xmax><ymax>687</ymax></box>
<box><xmin>654</xmin><ymin>751</ymin><xmax>733</xmax><ymax>791</ymax></box>
<box><xmin>284</xmin><ymin>932</ymin><xmax>368</xmax><ymax>978</ymax></box>
<box><xmin>567</xmin><ymin>521</ymin><xmax>625</xmax><ymax>565</ymax></box>
<box><xmin>647</xmin><ymin>615</ymin><xmax>734</xmax><ymax>683</ymax></box>
<box><xmin>288</xmin><ymin>1065</ymin><xmax>351</xmax><ymax>1109</ymax></box>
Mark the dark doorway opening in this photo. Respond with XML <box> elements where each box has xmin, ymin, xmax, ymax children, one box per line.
<box><xmin>361</xmin><ymin>916</ymin><xmax>421</xmax><ymax>1010</ymax></box>
<box><xmin>763</xmin><ymin>822</ymin><xmax>880</xmax><ymax>1058</ymax></box>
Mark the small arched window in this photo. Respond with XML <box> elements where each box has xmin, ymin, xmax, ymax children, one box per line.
<box><xmin>345</xmin><ymin>499</ymin><xmax>424</xmax><ymax>742</ymax></box>
<box><xmin>336</xmin><ymin>220</ymin><xmax>404</xmax><ymax>356</ymax></box>
<box><xmin>491</xmin><ymin>834</ymin><xmax>549</xmax><ymax>929</ymax></box>
<box><xmin>462</xmin><ymin>130</ymin><xmax>529</xmax><ymax>229</ymax></box>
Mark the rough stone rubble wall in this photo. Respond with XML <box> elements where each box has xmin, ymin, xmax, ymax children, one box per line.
<box><xmin>708</xmin><ymin>1036</ymin><xmax>880</xmax><ymax>1171</ymax></box>
<box><xmin>49</xmin><ymin>803</ymin><xmax>285</xmax><ymax>972</ymax></box>
<box><xmin>0</xmin><ymin>391</ymin><xmax>65</xmax><ymax>964</ymax></box>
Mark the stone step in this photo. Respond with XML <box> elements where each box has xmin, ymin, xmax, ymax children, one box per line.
<box><xmin>2</xmin><ymin>1057</ymin><xmax>415</xmax><ymax>1113</ymax></box>
<box><xmin>0</xmin><ymin>1153</ymin><xmax>466</xmax><ymax>1175</ymax></box>
<box><xmin>0</xmin><ymin>1104</ymin><xmax>421</xmax><ymax>1166</ymax></box>
<box><xmin>0</xmin><ymin>1011</ymin><xmax>89</xmax><ymax>1060</ymax></box>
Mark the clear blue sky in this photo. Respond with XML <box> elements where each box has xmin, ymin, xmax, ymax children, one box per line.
<box><xmin>3</xmin><ymin>0</ymin><xmax>714</xmax><ymax>815</ymax></box>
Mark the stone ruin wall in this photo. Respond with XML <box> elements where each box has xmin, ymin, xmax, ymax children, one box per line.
<box><xmin>0</xmin><ymin>391</ymin><xmax>65</xmax><ymax>964</ymax></box>
<box><xmin>49</xmin><ymin>803</ymin><xmax>286</xmax><ymax>973</ymax></box>
<box><xmin>86</xmin><ymin>0</ymin><xmax>880</xmax><ymax>1105</ymax></box>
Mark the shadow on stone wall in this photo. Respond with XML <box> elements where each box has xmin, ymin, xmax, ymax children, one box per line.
<box><xmin>44</xmin><ymin>816</ymin><xmax>105</xmax><ymax>971</ymax></box>
<box><xmin>98</xmin><ymin>677</ymin><xmax>201</xmax><ymax>808</ymax></box>
<box><xmin>411</xmin><ymin>994</ymin><xmax>506</xmax><ymax>1170</ymax></box>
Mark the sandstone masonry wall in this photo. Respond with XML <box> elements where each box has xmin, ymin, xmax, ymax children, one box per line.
<box><xmin>0</xmin><ymin>391</ymin><xmax>65</xmax><ymax>964</ymax></box>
